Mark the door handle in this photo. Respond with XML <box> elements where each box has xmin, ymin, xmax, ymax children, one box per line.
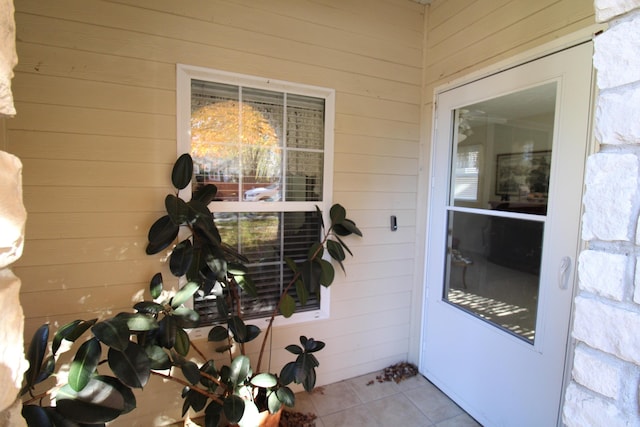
<box><xmin>558</xmin><ymin>256</ymin><xmax>572</xmax><ymax>290</ymax></box>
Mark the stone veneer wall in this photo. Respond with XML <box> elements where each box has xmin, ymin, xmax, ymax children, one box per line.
<box><xmin>562</xmin><ymin>1</ymin><xmax>640</xmax><ymax>426</ymax></box>
<box><xmin>0</xmin><ymin>0</ymin><xmax>27</xmax><ymax>426</ymax></box>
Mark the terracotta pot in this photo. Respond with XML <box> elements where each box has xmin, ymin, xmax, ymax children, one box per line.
<box><xmin>256</xmin><ymin>407</ymin><xmax>282</xmax><ymax>427</ymax></box>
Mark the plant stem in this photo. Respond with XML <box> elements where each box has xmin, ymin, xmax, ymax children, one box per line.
<box><xmin>150</xmin><ymin>370</ymin><xmax>224</xmax><ymax>405</ymax></box>
<box><xmin>255</xmin><ymin>227</ymin><xmax>332</xmax><ymax>373</ymax></box>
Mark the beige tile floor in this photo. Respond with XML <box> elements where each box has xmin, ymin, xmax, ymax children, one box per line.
<box><xmin>290</xmin><ymin>371</ymin><xmax>482</xmax><ymax>427</ymax></box>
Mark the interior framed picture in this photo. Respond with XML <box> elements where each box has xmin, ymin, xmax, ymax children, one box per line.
<box><xmin>495</xmin><ymin>150</ymin><xmax>551</xmax><ymax>196</ymax></box>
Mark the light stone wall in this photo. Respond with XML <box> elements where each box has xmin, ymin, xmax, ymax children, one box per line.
<box><xmin>563</xmin><ymin>1</ymin><xmax>640</xmax><ymax>425</ymax></box>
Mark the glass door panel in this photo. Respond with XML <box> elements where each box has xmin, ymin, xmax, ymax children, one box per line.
<box><xmin>444</xmin><ymin>82</ymin><xmax>557</xmax><ymax>343</ymax></box>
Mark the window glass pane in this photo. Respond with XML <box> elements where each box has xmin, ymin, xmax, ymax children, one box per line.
<box><xmin>286</xmin><ymin>151</ymin><xmax>323</xmax><ymax>201</ymax></box>
<box><xmin>194</xmin><ymin>210</ymin><xmax>322</xmax><ymax>323</ymax></box>
<box><xmin>287</xmin><ymin>94</ymin><xmax>325</xmax><ymax>150</ymax></box>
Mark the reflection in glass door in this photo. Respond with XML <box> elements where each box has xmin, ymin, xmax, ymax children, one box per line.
<box><xmin>444</xmin><ymin>82</ymin><xmax>557</xmax><ymax>343</ymax></box>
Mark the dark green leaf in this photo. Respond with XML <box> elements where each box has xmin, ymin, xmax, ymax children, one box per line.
<box><xmin>250</xmin><ymin>373</ymin><xmax>277</xmax><ymax>388</ymax></box>
<box><xmin>115</xmin><ymin>313</ymin><xmax>159</xmax><ymax>332</ymax></box>
<box><xmin>300</xmin><ymin>259</ymin><xmax>321</xmax><ymax>294</ymax></box>
<box><xmin>146</xmin><ymin>215</ymin><xmax>179</xmax><ymax>255</ymax></box>
<box><xmin>133</xmin><ymin>301</ymin><xmax>165</xmax><ymax>316</ymax></box>
<box><xmin>34</xmin><ymin>355</ymin><xmax>56</xmax><ymax>385</ymax></box>
<box><xmin>302</xmin><ymin>366</ymin><xmax>316</xmax><ymax>392</ymax></box>
<box><xmin>304</xmin><ymin>338</ymin><xmax>326</xmax><ymax>353</ymax></box>
<box><xmin>192</xmin><ymin>183</ymin><xmax>218</xmax><ymax>204</ymax></box>
<box><xmin>56</xmin><ymin>376</ymin><xmax>128</xmax><ymax>423</ymax></box>
<box><xmin>235</xmin><ymin>275</ymin><xmax>258</xmax><ymax>298</ymax></box>
<box><xmin>228</xmin><ymin>316</ymin><xmax>247</xmax><ymax>343</ymax></box>
<box><xmin>173</xmin><ymin>306</ymin><xmax>200</xmax><ymax>328</ymax></box>
<box><xmin>64</xmin><ymin>319</ymin><xmax>98</xmax><ymax>342</ymax></box>
<box><xmin>268</xmin><ymin>389</ymin><xmax>282</xmax><ymax>414</ymax></box>
<box><xmin>295</xmin><ymin>279</ymin><xmax>308</xmax><ymax>306</ymax></box>
<box><xmin>275</xmin><ymin>386</ymin><xmax>295</xmax><ymax>407</ymax></box>
<box><xmin>229</xmin><ymin>355</ymin><xmax>251</xmax><ymax>386</ymax></box>
<box><xmin>285</xmin><ymin>344</ymin><xmax>302</xmax><ymax>355</ymax></box>
<box><xmin>149</xmin><ymin>272</ymin><xmax>164</xmax><ymax>299</ymax></box>
<box><xmin>22</xmin><ymin>405</ymin><xmax>53</xmax><ymax>427</ymax></box>
<box><xmin>329</xmin><ymin>204</ymin><xmax>346</xmax><ymax>225</ymax></box>
<box><xmin>307</xmin><ymin>242</ymin><xmax>323</xmax><ymax>261</ymax></box>
<box><xmin>215</xmin><ymin>344</ymin><xmax>232</xmax><ymax>354</ymax></box>
<box><xmin>205</xmin><ymin>401</ymin><xmax>223</xmax><ymax>427</ymax></box>
<box><xmin>327</xmin><ymin>240</ymin><xmax>345</xmax><ymax>262</ymax></box>
<box><xmin>333</xmin><ymin>218</ymin><xmax>362</xmax><ymax>237</ymax></box>
<box><xmin>158</xmin><ymin>316</ymin><xmax>177</xmax><ymax>349</ymax></box>
<box><xmin>69</xmin><ymin>338</ymin><xmax>101</xmax><ymax>392</ymax></box>
<box><xmin>92</xmin><ymin>318</ymin><xmax>130</xmax><ymax>352</ymax></box>
<box><xmin>284</xmin><ymin>257</ymin><xmax>298</xmax><ymax>273</ymax></box>
<box><xmin>24</xmin><ymin>324</ymin><xmax>48</xmax><ymax>391</ymax></box>
<box><xmin>174</xmin><ymin>327</ymin><xmax>190</xmax><ymax>356</ymax></box>
<box><xmin>170</xmin><ymin>239</ymin><xmax>193</xmax><ymax>277</ymax></box>
<box><xmin>315</xmin><ymin>205</ymin><xmax>325</xmax><ymax>230</ymax></box>
<box><xmin>98</xmin><ymin>376</ymin><xmax>137</xmax><ymax>415</ymax></box>
<box><xmin>223</xmin><ymin>395</ymin><xmax>245</xmax><ymax>424</ymax></box>
<box><xmin>279</xmin><ymin>294</ymin><xmax>296</xmax><ymax>318</ymax></box>
<box><xmin>334</xmin><ymin>234</ymin><xmax>354</xmax><ymax>257</ymax></box>
<box><xmin>237</xmin><ymin>324</ymin><xmax>261</xmax><ymax>344</ymax></box>
<box><xmin>165</xmin><ymin>194</ymin><xmax>190</xmax><ymax>225</ymax></box>
<box><xmin>182</xmin><ymin>388</ymin><xmax>208</xmax><ymax>416</ymax></box>
<box><xmin>227</xmin><ymin>262</ymin><xmax>248</xmax><ymax>275</ymax></box>
<box><xmin>171</xmin><ymin>282</ymin><xmax>200</xmax><ymax>309</ymax></box>
<box><xmin>52</xmin><ymin>320</ymin><xmax>81</xmax><ymax>356</ymax></box>
<box><xmin>144</xmin><ymin>345</ymin><xmax>172</xmax><ymax>370</ymax></box>
<box><xmin>279</xmin><ymin>362</ymin><xmax>296</xmax><ymax>386</ymax></box>
<box><xmin>318</xmin><ymin>259</ymin><xmax>336</xmax><ymax>286</ymax></box>
<box><xmin>215</xmin><ymin>296</ymin><xmax>229</xmax><ymax>318</ymax></box>
<box><xmin>208</xmin><ymin>326</ymin><xmax>229</xmax><ymax>342</ymax></box>
<box><xmin>181</xmin><ymin>361</ymin><xmax>201</xmax><ymax>385</ymax></box>
<box><xmin>172</xmin><ymin>153</ymin><xmax>194</xmax><ymax>190</ymax></box>
<box><xmin>107</xmin><ymin>343</ymin><xmax>150</xmax><ymax>389</ymax></box>
<box><xmin>200</xmin><ymin>360</ymin><xmax>218</xmax><ymax>389</ymax></box>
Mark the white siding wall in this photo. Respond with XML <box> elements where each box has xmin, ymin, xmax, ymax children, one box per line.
<box><xmin>8</xmin><ymin>0</ymin><xmax>424</xmax><ymax>425</ymax></box>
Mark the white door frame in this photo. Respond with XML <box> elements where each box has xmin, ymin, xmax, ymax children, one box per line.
<box><xmin>409</xmin><ymin>25</ymin><xmax>602</xmax><ymax>421</ymax></box>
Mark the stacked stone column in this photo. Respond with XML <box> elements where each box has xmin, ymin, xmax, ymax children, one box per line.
<box><xmin>563</xmin><ymin>1</ymin><xmax>640</xmax><ymax>426</ymax></box>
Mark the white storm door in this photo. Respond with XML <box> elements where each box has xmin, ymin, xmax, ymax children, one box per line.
<box><xmin>420</xmin><ymin>42</ymin><xmax>593</xmax><ymax>427</ymax></box>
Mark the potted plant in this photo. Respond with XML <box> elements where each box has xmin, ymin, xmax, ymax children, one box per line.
<box><xmin>19</xmin><ymin>154</ymin><xmax>362</xmax><ymax>427</ymax></box>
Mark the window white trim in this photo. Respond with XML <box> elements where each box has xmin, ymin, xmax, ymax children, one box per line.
<box><xmin>176</xmin><ymin>64</ymin><xmax>336</xmax><ymax>338</ymax></box>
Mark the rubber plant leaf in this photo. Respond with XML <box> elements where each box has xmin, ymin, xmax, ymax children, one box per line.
<box><xmin>68</xmin><ymin>337</ymin><xmax>101</xmax><ymax>392</ymax></box>
<box><xmin>279</xmin><ymin>294</ymin><xmax>296</xmax><ymax>318</ymax></box>
<box><xmin>165</xmin><ymin>194</ymin><xmax>189</xmax><ymax>225</ymax></box>
<box><xmin>169</xmin><ymin>239</ymin><xmax>194</xmax><ymax>277</ymax></box>
<box><xmin>333</xmin><ymin>218</ymin><xmax>362</xmax><ymax>237</ymax></box>
<box><xmin>92</xmin><ymin>317</ymin><xmax>130</xmax><ymax>352</ymax></box>
<box><xmin>23</xmin><ymin>324</ymin><xmax>48</xmax><ymax>391</ymax></box>
<box><xmin>107</xmin><ymin>343</ymin><xmax>151</xmax><ymax>389</ymax></box>
<box><xmin>133</xmin><ymin>301</ymin><xmax>165</xmax><ymax>316</ymax></box>
<box><xmin>200</xmin><ymin>360</ymin><xmax>218</xmax><ymax>389</ymax></box>
<box><xmin>235</xmin><ymin>275</ymin><xmax>258</xmax><ymax>299</ymax></box>
<box><xmin>115</xmin><ymin>312</ymin><xmax>159</xmax><ymax>332</ymax></box>
<box><xmin>171</xmin><ymin>281</ymin><xmax>200</xmax><ymax>309</ymax></box>
<box><xmin>205</xmin><ymin>401</ymin><xmax>222</xmax><ymax>427</ymax></box>
<box><xmin>192</xmin><ymin>183</ymin><xmax>218</xmax><ymax>204</ymax></box>
<box><xmin>334</xmin><ymin>234</ymin><xmax>354</xmax><ymax>256</ymax></box>
<box><xmin>51</xmin><ymin>320</ymin><xmax>81</xmax><ymax>356</ymax></box>
<box><xmin>181</xmin><ymin>361</ymin><xmax>201</xmax><ymax>385</ymax></box>
<box><xmin>98</xmin><ymin>375</ymin><xmax>137</xmax><ymax>414</ymax></box>
<box><xmin>64</xmin><ymin>318</ymin><xmax>97</xmax><ymax>342</ymax></box>
<box><xmin>229</xmin><ymin>355</ymin><xmax>251</xmax><ymax>387</ymax></box>
<box><xmin>173</xmin><ymin>306</ymin><xmax>200</xmax><ymax>329</ymax></box>
<box><xmin>172</xmin><ymin>153</ymin><xmax>193</xmax><ymax>190</ymax></box>
<box><xmin>250</xmin><ymin>373</ymin><xmax>277</xmax><ymax>388</ymax></box>
<box><xmin>275</xmin><ymin>386</ymin><xmax>295</xmax><ymax>407</ymax></box>
<box><xmin>329</xmin><ymin>203</ymin><xmax>346</xmax><ymax>225</ymax></box>
<box><xmin>228</xmin><ymin>316</ymin><xmax>247</xmax><ymax>343</ymax></box>
<box><xmin>149</xmin><ymin>272</ymin><xmax>163</xmax><ymax>299</ymax></box>
<box><xmin>222</xmin><ymin>395</ymin><xmax>245</xmax><ymax>424</ymax></box>
<box><xmin>158</xmin><ymin>315</ymin><xmax>177</xmax><ymax>349</ymax></box>
<box><xmin>268</xmin><ymin>389</ymin><xmax>283</xmax><ymax>414</ymax></box>
<box><xmin>33</xmin><ymin>355</ymin><xmax>56</xmax><ymax>385</ymax></box>
<box><xmin>21</xmin><ymin>405</ymin><xmax>52</xmax><ymax>427</ymax></box>
<box><xmin>144</xmin><ymin>345</ymin><xmax>172</xmax><ymax>370</ymax></box>
<box><xmin>302</xmin><ymin>365</ymin><xmax>317</xmax><ymax>392</ymax></box>
<box><xmin>146</xmin><ymin>215</ymin><xmax>179</xmax><ymax>255</ymax></box>
<box><xmin>207</xmin><ymin>325</ymin><xmax>229</xmax><ymax>342</ymax></box>
<box><xmin>174</xmin><ymin>327</ymin><xmax>190</xmax><ymax>356</ymax></box>
<box><xmin>56</xmin><ymin>376</ymin><xmax>128</xmax><ymax>424</ymax></box>
<box><xmin>182</xmin><ymin>388</ymin><xmax>208</xmax><ymax>416</ymax></box>
<box><xmin>327</xmin><ymin>240</ymin><xmax>345</xmax><ymax>262</ymax></box>
<box><xmin>295</xmin><ymin>278</ymin><xmax>308</xmax><ymax>306</ymax></box>
<box><xmin>318</xmin><ymin>258</ymin><xmax>336</xmax><ymax>286</ymax></box>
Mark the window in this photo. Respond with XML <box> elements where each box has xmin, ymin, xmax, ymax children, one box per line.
<box><xmin>177</xmin><ymin>65</ymin><xmax>335</xmax><ymax>327</ymax></box>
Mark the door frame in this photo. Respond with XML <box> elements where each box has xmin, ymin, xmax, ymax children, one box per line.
<box><xmin>411</xmin><ymin>27</ymin><xmax>601</xmax><ymax>424</ymax></box>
